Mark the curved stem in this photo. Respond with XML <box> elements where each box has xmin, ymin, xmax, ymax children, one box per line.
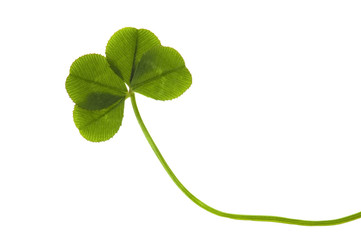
<box><xmin>130</xmin><ymin>93</ymin><xmax>361</xmax><ymax>226</ymax></box>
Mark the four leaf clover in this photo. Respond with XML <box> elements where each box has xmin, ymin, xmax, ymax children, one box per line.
<box><xmin>66</xmin><ymin>27</ymin><xmax>192</xmax><ymax>142</ymax></box>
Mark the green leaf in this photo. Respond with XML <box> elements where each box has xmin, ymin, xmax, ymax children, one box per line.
<box><xmin>67</xmin><ymin>28</ymin><xmax>192</xmax><ymax>143</ymax></box>
<box><xmin>73</xmin><ymin>100</ymin><xmax>125</xmax><ymax>142</ymax></box>
<box><xmin>130</xmin><ymin>46</ymin><xmax>192</xmax><ymax>100</ymax></box>
<box><xmin>66</xmin><ymin>54</ymin><xmax>127</xmax><ymax>110</ymax></box>
<box><xmin>106</xmin><ymin>27</ymin><xmax>161</xmax><ymax>85</ymax></box>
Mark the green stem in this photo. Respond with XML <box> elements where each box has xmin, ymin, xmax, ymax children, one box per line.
<box><xmin>130</xmin><ymin>93</ymin><xmax>361</xmax><ymax>226</ymax></box>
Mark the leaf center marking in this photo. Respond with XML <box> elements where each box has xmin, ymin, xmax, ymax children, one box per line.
<box><xmin>78</xmin><ymin>98</ymin><xmax>123</xmax><ymax>130</ymax></box>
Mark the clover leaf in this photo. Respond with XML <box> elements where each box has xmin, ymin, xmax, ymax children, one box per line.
<box><xmin>106</xmin><ymin>27</ymin><xmax>161</xmax><ymax>85</ymax></box>
<box><xmin>66</xmin><ymin>54</ymin><xmax>127</xmax><ymax>142</ymax></box>
<box><xmin>66</xmin><ymin>27</ymin><xmax>361</xmax><ymax>226</ymax></box>
<box><xmin>131</xmin><ymin>46</ymin><xmax>192</xmax><ymax>100</ymax></box>
<box><xmin>66</xmin><ymin>54</ymin><xmax>127</xmax><ymax>110</ymax></box>
<box><xmin>66</xmin><ymin>27</ymin><xmax>192</xmax><ymax>142</ymax></box>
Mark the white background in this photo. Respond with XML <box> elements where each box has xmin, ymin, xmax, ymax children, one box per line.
<box><xmin>1</xmin><ymin>0</ymin><xmax>361</xmax><ymax>239</ymax></box>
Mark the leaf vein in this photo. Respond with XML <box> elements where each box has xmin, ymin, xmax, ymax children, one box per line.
<box><xmin>70</xmin><ymin>74</ymin><xmax>124</xmax><ymax>94</ymax></box>
<box><xmin>130</xmin><ymin>31</ymin><xmax>139</xmax><ymax>82</ymax></box>
<box><xmin>131</xmin><ymin>66</ymin><xmax>185</xmax><ymax>89</ymax></box>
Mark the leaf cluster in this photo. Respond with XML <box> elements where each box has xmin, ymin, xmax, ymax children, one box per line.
<box><xmin>66</xmin><ymin>27</ymin><xmax>192</xmax><ymax>142</ymax></box>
